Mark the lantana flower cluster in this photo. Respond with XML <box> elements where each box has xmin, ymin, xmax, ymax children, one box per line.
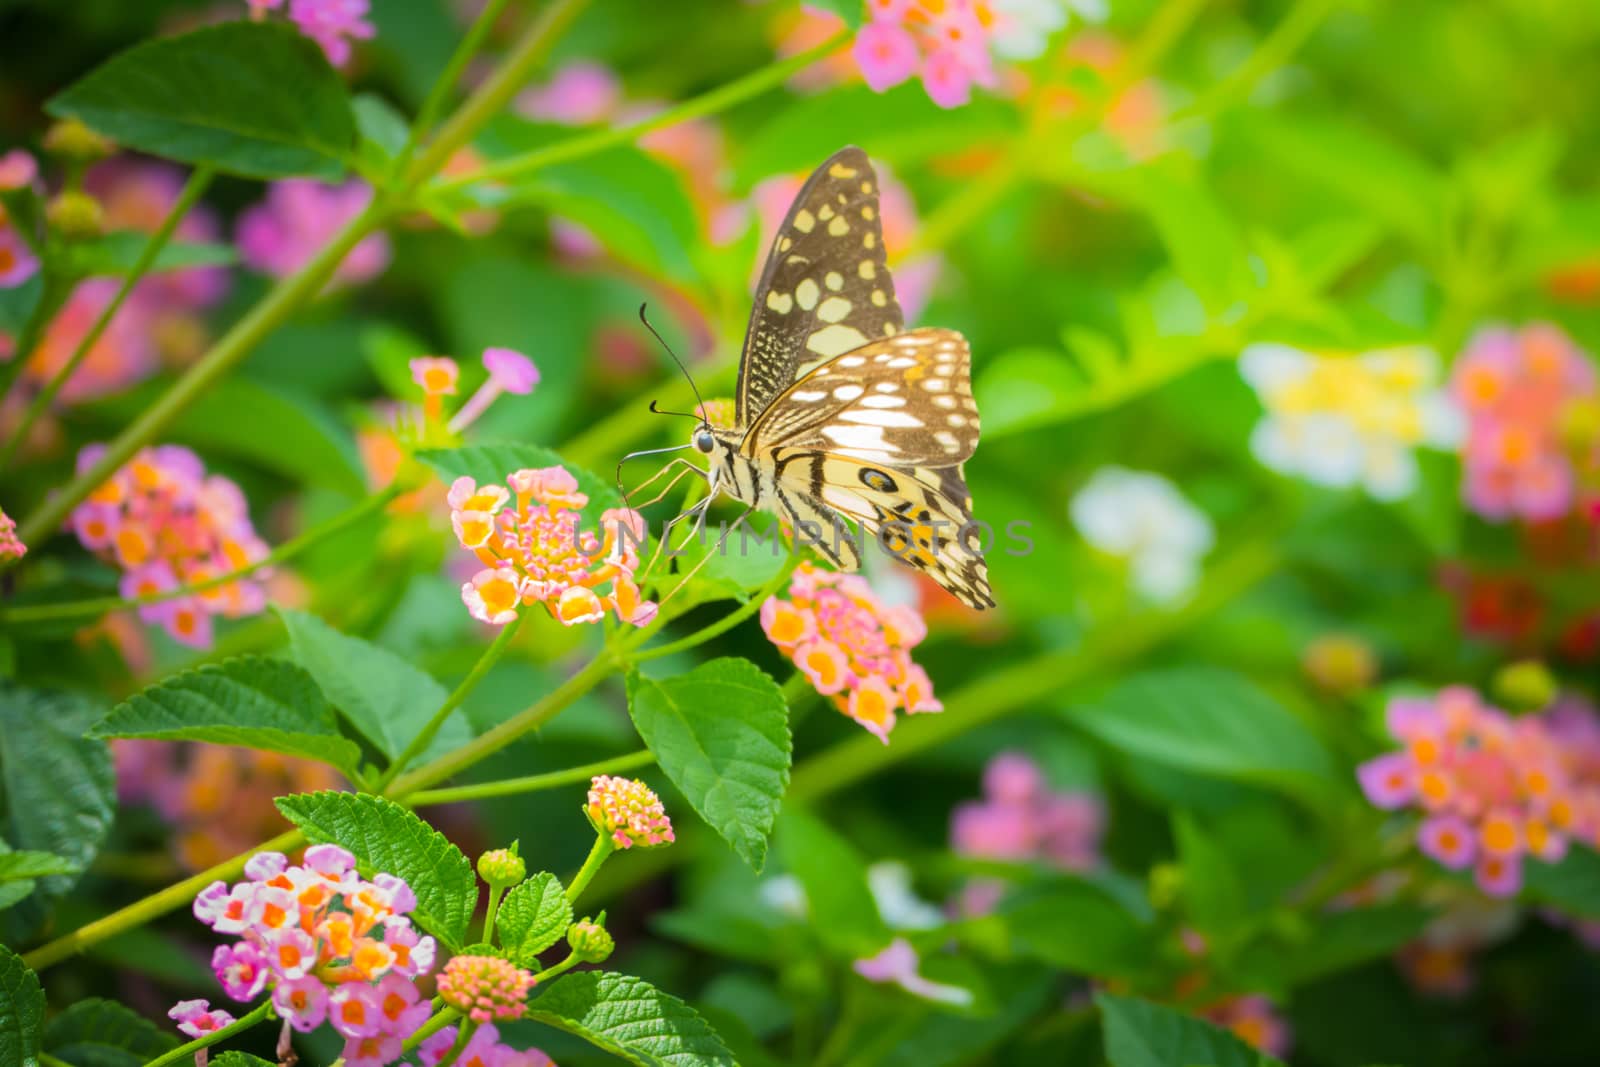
<box><xmin>950</xmin><ymin>751</ymin><xmax>1104</xmax><ymax>915</ymax></box>
<box><xmin>761</xmin><ymin>562</ymin><xmax>941</xmax><ymax>742</ymax></box>
<box><xmin>437</xmin><ymin>954</ymin><xmax>535</xmax><ymax>1022</ymax></box>
<box><xmin>0</xmin><ymin>149</ymin><xmax>40</xmax><ymax>290</ymax></box>
<box><xmin>237</xmin><ymin>178</ymin><xmax>390</xmax><ymax>287</ymax></box>
<box><xmin>1240</xmin><ymin>343</ymin><xmax>1462</xmax><ymax>501</ymax></box>
<box><xmin>245</xmin><ymin>0</ymin><xmax>376</xmax><ymax>69</ymax></box>
<box><xmin>70</xmin><ymin>444</ymin><xmax>271</xmax><ymax>649</ymax></box>
<box><xmin>1449</xmin><ymin>324</ymin><xmax>1598</xmax><ymax>522</ymax></box>
<box><xmin>1070</xmin><ymin>466</ymin><xmax>1214</xmax><ymax>603</ymax></box>
<box><xmin>1358</xmin><ymin>686</ymin><xmax>1600</xmax><ymax>896</ymax></box>
<box><xmin>0</xmin><ymin>505</ymin><xmax>23</xmax><ymax>560</ymax></box>
<box><xmin>852</xmin><ymin>0</ymin><xmax>1078</xmax><ymax>109</ymax></box>
<box><xmin>190</xmin><ymin>845</ymin><xmax>436</xmax><ymax>1066</ymax></box>
<box><xmin>449</xmin><ymin>466</ymin><xmax>656</xmax><ymax>629</ymax></box>
<box><xmin>585</xmin><ymin>775</ymin><xmax>675</xmax><ymax>849</ymax></box>
<box><xmin>419</xmin><ymin>1022</ymin><xmax>555</xmax><ymax>1067</ymax></box>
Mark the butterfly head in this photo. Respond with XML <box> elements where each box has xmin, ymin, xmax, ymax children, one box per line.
<box><xmin>692</xmin><ymin>424</ymin><xmax>716</xmax><ymax>455</ymax></box>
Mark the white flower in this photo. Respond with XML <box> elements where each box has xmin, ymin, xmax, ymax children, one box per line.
<box><xmin>989</xmin><ymin>0</ymin><xmax>1102</xmax><ymax>61</ymax></box>
<box><xmin>1240</xmin><ymin>343</ymin><xmax>1462</xmax><ymax>500</ymax></box>
<box><xmin>1070</xmin><ymin>467</ymin><xmax>1214</xmax><ymax>603</ymax></box>
<box><xmin>758</xmin><ymin>875</ymin><xmax>808</xmax><ymax>920</ymax></box>
<box><xmin>867</xmin><ymin>862</ymin><xmax>945</xmax><ymax>931</ymax></box>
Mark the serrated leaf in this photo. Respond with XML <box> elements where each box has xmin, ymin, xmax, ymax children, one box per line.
<box><xmin>1098</xmin><ymin>993</ymin><xmax>1284</xmax><ymax>1067</ymax></box>
<box><xmin>210</xmin><ymin>1055</ymin><xmax>276</xmax><ymax>1067</ymax></box>
<box><xmin>277</xmin><ymin>608</ymin><xmax>467</xmax><ymax>763</ymax></box>
<box><xmin>44</xmin><ymin>998</ymin><xmax>177</xmax><ymax>1067</ymax></box>
<box><xmin>417</xmin><ymin>444</ymin><xmax>621</xmax><ymax>524</ymax></box>
<box><xmin>0</xmin><ymin>945</ymin><xmax>44</xmax><ymax>1067</ymax></box>
<box><xmin>777</xmin><ymin>809</ymin><xmax>888</xmax><ymax>957</ymax></box>
<box><xmin>526</xmin><ymin>972</ymin><xmax>736</xmax><ymax>1067</ymax></box>
<box><xmin>275</xmin><ymin>792</ymin><xmax>476</xmax><ymax>948</ymax></box>
<box><xmin>89</xmin><ymin>656</ymin><xmax>361</xmax><ymax>777</ymax></box>
<box><xmin>0</xmin><ymin>852</ymin><xmax>79</xmax><ymax>884</ymax></box>
<box><xmin>0</xmin><ymin>684</ymin><xmax>114</xmax><ymax>900</ymax></box>
<box><xmin>47</xmin><ymin>22</ymin><xmax>355</xmax><ymax>179</ymax></box>
<box><xmin>628</xmin><ymin>659</ymin><xmax>791</xmax><ymax>871</ymax></box>
<box><xmin>497</xmin><ymin>872</ymin><xmax>571</xmax><ymax>964</ymax></box>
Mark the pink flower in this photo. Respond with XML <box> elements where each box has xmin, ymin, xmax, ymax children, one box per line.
<box><xmin>448</xmin><ymin>347</ymin><xmax>541</xmax><ymax>433</ymax></box>
<box><xmin>212</xmin><ymin>942</ymin><xmax>270</xmax><ymax>1001</ymax></box>
<box><xmin>853</xmin><ymin>22</ymin><xmax>919</xmax><ymax>92</ymax></box>
<box><xmin>304</xmin><ymin>842</ymin><xmax>357</xmax><ymax>878</ymax></box>
<box><xmin>516</xmin><ymin>61</ymin><xmax>622</xmax><ymax>124</ymax></box>
<box><xmin>243</xmin><ymin>851</ymin><xmax>288</xmax><ymax>881</ymax></box>
<box><xmin>0</xmin><ymin>226</ymin><xmax>39</xmax><ymax>288</ymax></box>
<box><xmin>341</xmin><ymin>1033</ymin><xmax>403</xmax><ymax>1067</ymax></box>
<box><xmin>263</xmin><ymin>926</ymin><xmax>318</xmax><ymax>980</ymax></box>
<box><xmin>462</xmin><ymin>568</ymin><xmax>523</xmax><ymax>625</ymax></box>
<box><xmin>237</xmin><ymin>179</ymin><xmax>390</xmax><ymax>286</ymax></box>
<box><xmin>419</xmin><ymin>1028</ymin><xmax>460</xmax><ymax>1067</ymax></box>
<box><xmin>168</xmin><ymin>999</ymin><xmax>235</xmax><ymax>1040</ymax></box>
<box><xmin>1419</xmin><ymin>815</ymin><xmax>1477</xmax><ymax>870</ymax></box>
<box><xmin>373</xmin><ymin>973</ymin><xmax>431</xmax><ymax>1036</ymax></box>
<box><xmin>0</xmin><ymin>507</ymin><xmax>25</xmax><ymax>561</ymax></box>
<box><xmin>286</xmin><ymin>0</ymin><xmax>376</xmax><ymax>68</ymax></box>
<box><xmin>383</xmin><ymin>922</ymin><xmax>435</xmax><ymax>977</ymax></box>
<box><xmin>1357</xmin><ymin>751</ymin><xmax>1417</xmax><ymax>809</ymax></box>
<box><xmin>410</xmin><ymin>357</ymin><xmax>459</xmax><ymax>397</ymax></box>
<box><xmin>0</xmin><ymin>148</ymin><xmax>37</xmax><ymax>190</ymax></box>
<box><xmin>436</xmin><ymin>954</ymin><xmax>535</xmax><ymax>1023</ymax></box>
<box><xmin>585</xmin><ymin>775</ymin><xmax>675</xmax><ymax>849</ymax></box>
<box><xmin>273</xmin><ymin>975</ymin><xmax>329</xmax><ymax>1031</ymax></box>
<box><xmin>1475</xmin><ymin>851</ymin><xmax>1522</xmax><ymax>897</ymax></box>
<box><xmin>854</xmin><ymin>938</ymin><xmax>973</xmax><ymax>1006</ymax></box>
<box><xmin>920</xmin><ymin>47</ymin><xmax>975</xmax><ymax>108</ymax></box>
<box><xmin>329</xmin><ymin>980</ymin><xmax>383</xmax><ymax>1038</ymax></box>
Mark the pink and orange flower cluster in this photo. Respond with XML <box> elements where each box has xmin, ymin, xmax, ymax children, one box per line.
<box><xmin>1358</xmin><ymin>686</ymin><xmax>1600</xmax><ymax>897</ymax></box>
<box><xmin>191</xmin><ymin>845</ymin><xmax>436</xmax><ymax>1066</ymax></box>
<box><xmin>70</xmin><ymin>443</ymin><xmax>270</xmax><ymax>648</ymax></box>
<box><xmin>1450</xmin><ymin>324</ymin><xmax>1598</xmax><ymax>523</ymax></box>
<box><xmin>449</xmin><ymin>466</ymin><xmax>656</xmax><ymax>629</ymax></box>
<box><xmin>761</xmin><ymin>562</ymin><xmax>941</xmax><ymax>742</ymax></box>
<box><xmin>585</xmin><ymin>774</ymin><xmax>675</xmax><ymax>850</ymax></box>
<box><xmin>419</xmin><ymin>1022</ymin><xmax>555</xmax><ymax>1067</ymax></box>
<box><xmin>852</xmin><ymin>0</ymin><xmax>1068</xmax><ymax>109</ymax></box>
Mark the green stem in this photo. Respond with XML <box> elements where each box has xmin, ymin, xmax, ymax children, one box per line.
<box><xmin>1175</xmin><ymin>0</ymin><xmax>1342</xmax><ymax>121</ymax></box>
<box><xmin>22</xmin><ymin>829</ymin><xmax>304</xmax><ymax>972</ymax></box>
<box><xmin>396</xmin><ymin>0</ymin><xmax>515</xmax><ymax>175</ymax></box>
<box><xmin>144</xmin><ymin>1000</ymin><xmax>274</xmax><ymax>1067</ymax></box>
<box><xmin>532</xmin><ymin>950</ymin><xmax>582</xmax><ymax>986</ymax></box>
<box><xmin>404</xmin><ymin>0</ymin><xmax>593</xmax><ymax>190</ymax></box>
<box><xmin>401</xmin><ymin>1005</ymin><xmax>460</xmax><ymax>1052</ymax></box>
<box><xmin>432</xmin><ymin>29</ymin><xmax>851</xmax><ymax>194</ymax></box>
<box><xmin>386</xmin><ymin>646</ymin><xmax>620</xmax><ymax>798</ymax></box>
<box><xmin>435</xmin><ymin>1020</ymin><xmax>475</xmax><ymax>1067</ymax></box>
<box><xmin>408</xmin><ymin>749</ymin><xmax>654</xmax><ymax>806</ymax></box>
<box><xmin>0</xmin><ymin>483</ymin><xmax>401</xmax><ymax>625</ymax></box>
<box><xmin>565</xmin><ymin>834</ymin><xmax>614</xmax><ymax>904</ymax></box>
<box><xmin>374</xmin><ymin>611</ymin><xmax>525</xmax><ymax>792</ymax></box>
<box><xmin>482</xmin><ymin>883</ymin><xmax>506</xmax><ymax>946</ymax></box>
<box><xmin>0</xmin><ymin>166</ymin><xmax>215</xmax><ymax>471</ymax></box>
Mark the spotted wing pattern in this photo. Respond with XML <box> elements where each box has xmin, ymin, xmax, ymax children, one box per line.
<box><xmin>743</xmin><ymin>328</ymin><xmax>979</xmax><ymax>466</ymax></box>
<box><xmin>737</xmin><ymin>145</ymin><xmax>904</xmax><ymax>427</ymax></box>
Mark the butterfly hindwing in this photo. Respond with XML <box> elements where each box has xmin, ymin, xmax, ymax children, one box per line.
<box><xmin>744</xmin><ymin>328</ymin><xmax>979</xmax><ymax>467</ymax></box>
<box><xmin>737</xmin><ymin>145</ymin><xmax>904</xmax><ymax>426</ymax></box>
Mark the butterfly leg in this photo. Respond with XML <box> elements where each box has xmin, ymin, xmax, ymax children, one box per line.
<box><xmin>655</xmin><ymin>504</ymin><xmax>756</xmax><ymax>611</ymax></box>
<box><xmin>625</xmin><ymin>457</ymin><xmax>703</xmax><ymax>511</ymax></box>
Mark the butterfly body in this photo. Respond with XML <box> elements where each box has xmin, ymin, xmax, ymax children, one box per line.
<box><xmin>688</xmin><ymin>146</ymin><xmax>994</xmax><ymax>609</ymax></box>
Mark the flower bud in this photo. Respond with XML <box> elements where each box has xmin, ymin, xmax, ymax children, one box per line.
<box><xmin>477</xmin><ymin>846</ymin><xmax>526</xmax><ymax>889</ymax></box>
<box><xmin>1148</xmin><ymin>862</ymin><xmax>1183</xmax><ymax>910</ymax></box>
<box><xmin>1559</xmin><ymin>397</ymin><xmax>1600</xmax><ymax>453</ymax></box>
<box><xmin>47</xmin><ymin>190</ymin><xmax>103</xmax><ymax>239</ymax></box>
<box><xmin>1302</xmin><ymin>633</ymin><xmax>1378</xmax><ymax>696</ymax></box>
<box><xmin>43</xmin><ymin>118</ymin><xmax>114</xmax><ymax>161</ymax></box>
<box><xmin>566</xmin><ymin>916</ymin><xmax>614</xmax><ymax>963</ymax></box>
<box><xmin>1493</xmin><ymin>659</ymin><xmax>1557</xmax><ymax>713</ymax></box>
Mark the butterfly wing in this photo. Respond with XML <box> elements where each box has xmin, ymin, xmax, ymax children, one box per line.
<box><xmin>737</xmin><ymin>145</ymin><xmax>904</xmax><ymax>427</ymax></box>
<box><xmin>770</xmin><ymin>451</ymin><xmax>994</xmax><ymax>609</ymax></box>
<box><xmin>743</xmin><ymin>328</ymin><xmax>979</xmax><ymax>467</ymax></box>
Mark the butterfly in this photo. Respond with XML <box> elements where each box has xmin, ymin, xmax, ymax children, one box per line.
<box><xmin>678</xmin><ymin>146</ymin><xmax>994</xmax><ymax>610</ymax></box>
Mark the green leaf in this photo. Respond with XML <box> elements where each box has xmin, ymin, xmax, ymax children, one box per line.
<box><xmin>67</xmin><ymin>232</ymin><xmax>238</xmax><ymax>278</ymax></box>
<box><xmin>1098</xmin><ymin>993</ymin><xmax>1283</xmax><ymax>1067</ymax></box>
<box><xmin>417</xmin><ymin>443</ymin><xmax>622</xmax><ymax>524</ymax></box>
<box><xmin>85</xmin><ymin>377</ymin><xmax>367</xmax><ymax>497</ymax></box>
<box><xmin>803</xmin><ymin>0</ymin><xmax>863</xmax><ymax>26</ymax></box>
<box><xmin>497</xmin><ymin>871</ymin><xmax>572</xmax><ymax>964</ymax></box>
<box><xmin>1239</xmin><ymin>904</ymin><xmax>1433</xmax><ymax>990</ymax></box>
<box><xmin>1174</xmin><ymin>812</ymin><xmax>1250</xmax><ymax>937</ymax></box>
<box><xmin>1066</xmin><ymin>668</ymin><xmax>1340</xmax><ymax>807</ymax></box>
<box><xmin>88</xmin><ymin>656</ymin><xmax>362</xmax><ymax>777</ymax></box>
<box><xmin>0</xmin><ymin>945</ymin><xmax>44</xmax><ymax>1067</ymax></box>
<box><xmin>0</xmin><ymin>852</ymin><xmax>79</xmax><ymax>884</ymax></box>
<box><xmin>0</xmin><ymin>685</ymin><xmax>114</xmax><ymax>898</ymax></box>
<box><xmin>776</xmin><ymin>808</ymin><xmax>889</xmax><ymax>956</ymax></box>
<box><xmin>1132</xmin><ymin>165</ymin><xmax>1254</xmax><ymax>312</ymax></box>
<box><xmin>526</xmin><ymin>971</ymin><xmax>736</xmax><ymax>1067</ymax></box>
<box><xmin>999</xmin><ymin>878</ymin><xmax>1153</xmax><ymax>978</ymax></box>
<box><xmin>47</xmin><ymin>22</ymin><xmax>355</xmax><ymax>179</ymax></box>
<box><xmin>1525</xmin><ymin>847</ymin><xmax>1600</xmax><ymax>920</ymax></box>
<box><xmin>210</xmin><ymin>1055</ymin><xmax>277</xmax><ymax>1067</ymax></box>
<box><xmin>44</xmin><ymin>999</ymin><xmax>177</xmax><ymax>1067</ymax></box>
<box><xmin>278</xmin><ymin>608</ymin><xmax>468</xmax><ymax>763</ymax></box>
<box><xmin>628</xmin><ymin>659</ymin><xmax>791</xmax><ymax>871</ymax></box>
<box><xmin>275</xmin><ymin>791</ymin><xmax>476</xmax><ymax>948</ymax></box>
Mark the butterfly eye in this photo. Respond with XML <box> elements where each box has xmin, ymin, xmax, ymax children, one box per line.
<box><xmin>693</xmin><ymin>428</ymin><xmax>715</xmax><ymax>454</ymax></box>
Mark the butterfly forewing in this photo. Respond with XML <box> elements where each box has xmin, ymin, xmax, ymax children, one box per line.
<box><xmin>737</xmin><ymin>145</ymin><xmax>904</xmax><ymax>427</ymax></box>
<box><xmin>744</xmin><ymin>328</ymin><xmax>979</xmax><ymax>467</ymax></box>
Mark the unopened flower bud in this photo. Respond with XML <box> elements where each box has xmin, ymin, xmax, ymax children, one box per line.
<box><xmin>48</xmin><ymin>190</ymin><xmax>102</xmax><ymax>238</ymax></box>
<box><xmin>567</xmin><ymin>916</ymin><xmax>613</xmax><ymax>963</ymax></box>
<box><xmin>1148</xmin><ymin>863</ymin><xmax>1183</xmax><ymax>910</ymax></box>
<box><xmin>1493</xmin><ymin>659</ymin><xmax>1557</xmax><ymax>713</ymax></box>
<box><xmin>43</xmin><ymin>118</ymin><xmax>113</xmax><ymax>161</ymax></box>
<box><xmin>477</xmin><ymin>846</ymin><xmax>525</xmax><ymax>889</ymax></box>
<box><xmin>1560</xmin><ymin>398</ymin><xmax>1600</xmax><ymax>452</ymax></box>
<box><xmin>1302</xmin><ymin>633</ymin><xmax>1378</xmax><ymax>696</ymax></box>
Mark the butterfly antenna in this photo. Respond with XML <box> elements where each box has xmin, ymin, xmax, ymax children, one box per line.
<box><xmin>639</xmin><ymin>304</ymin><xmax>709</xmax><ymax>422</ymax></box>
